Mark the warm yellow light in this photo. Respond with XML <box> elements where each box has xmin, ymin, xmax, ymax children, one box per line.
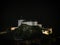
<box><xmin>11</xmin><ymin>27</ymin><xmax>17</xmax><ymax>31</ymax></box>
<box><xmin>42</xmin><ymin>28</ymin><xmax>52</xmax><ymax>35</ymax></box>
<box><xmin>42</xmin><ymin>30</ymin><xmax>49</xmax><ymax>35</ymax></box>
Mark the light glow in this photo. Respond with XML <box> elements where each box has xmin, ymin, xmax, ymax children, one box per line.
<box><xmin>11</xmin><ymin>27</ymin><xmax>17</xmax><ymax>31</ymax></box>
<box><xmin>42</xmin><ymin>30</ymin><xmax>49</xmax><ymax>35</ymax></box>
<box><xmin>42</xmin><ymin>28</ymin><xmax>52</xmax><ymax>35</ymax></box>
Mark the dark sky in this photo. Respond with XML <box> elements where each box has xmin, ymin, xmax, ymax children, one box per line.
<box><xmin>0</xmin><ymin>0</ymin><xmax>59</xmax><ymax>32</ymax></box>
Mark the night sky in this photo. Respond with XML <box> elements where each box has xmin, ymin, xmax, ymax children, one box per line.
<box><xmin>0</xmin><ymin>0</ymin><xmax>59</xmax><ymax>35</ymax></box>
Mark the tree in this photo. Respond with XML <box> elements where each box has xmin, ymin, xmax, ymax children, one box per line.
<box><xmin>12</xmin><ymin>24</ymin><xmax>42</xmax><ymax>40</ymax></box>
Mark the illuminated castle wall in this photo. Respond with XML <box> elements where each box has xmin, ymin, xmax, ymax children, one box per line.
<box><xmin>18</xmin><ymin>19</ymin><xmax>42</xmax><ymax>27</ymax></box>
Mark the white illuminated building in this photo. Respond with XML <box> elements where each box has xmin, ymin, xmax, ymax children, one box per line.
<box><xmin>10</xmin><ymin>19</ymin><xmax>52</xmax><ymax>35</ymax></box>
<box><xmin>22</xmin><ymin>21</ymin><xmax>38</xmax><ymax>26</ymax></box>
<box><xmin>38</xmin><ymin>24</ymin><xmax>42</xmax><ymax>28</ymax></box>
<box><xmin>18</xmin><ymin>19</ymin><xmax>24</xmax><ymax>26</ymax></box>
<box><xmin>18</xmin><ymin>19</ymin><xmax>43</xmax><ymax>27</ymax></box>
